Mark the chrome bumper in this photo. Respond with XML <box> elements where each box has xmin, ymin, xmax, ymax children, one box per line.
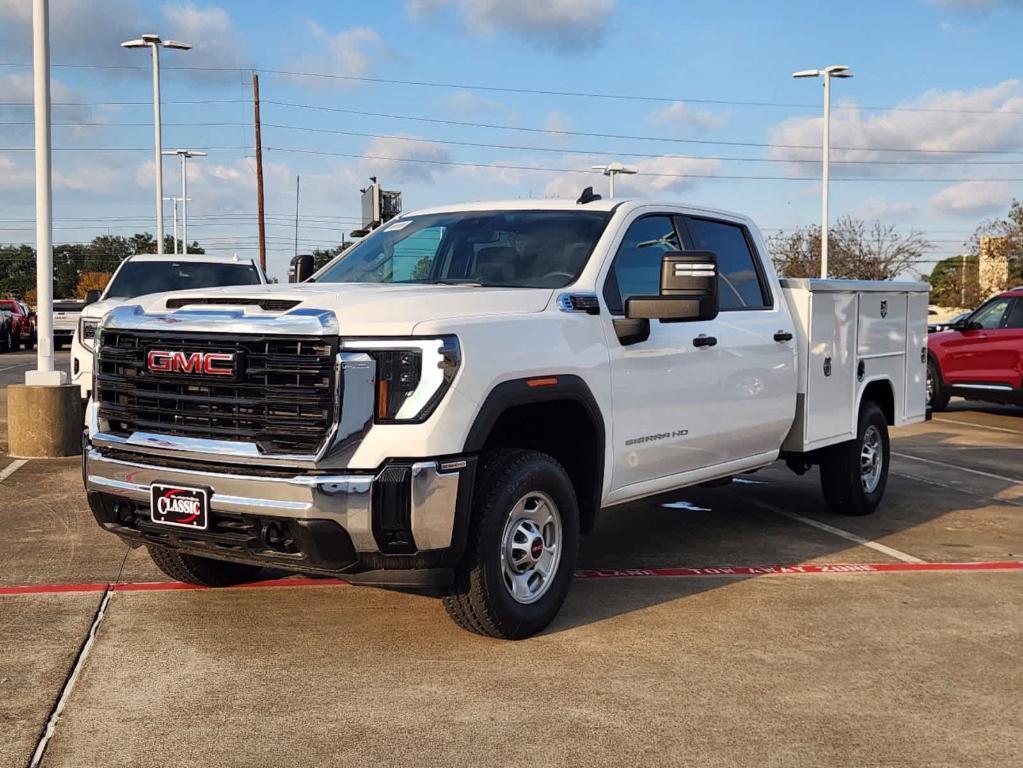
<box><xmin>84</xmin><ymin>446</ymin><xmax>463</xmax><ymax>553</ymax></box>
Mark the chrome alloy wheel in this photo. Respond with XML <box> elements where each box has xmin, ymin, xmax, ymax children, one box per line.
<box><xmin>860</xmin><ymin>424</ymin><xmax>884</xmax><ymax>494</ymax></box>
<box><xmin>500</xmin><ymin>491</ymin><xmax>563</xmax><ymax>605</ymax></box>
<box><xmin>926</xmin><ymin>367</ymin><xmax>935</xmax><ymax>406</ymax></box>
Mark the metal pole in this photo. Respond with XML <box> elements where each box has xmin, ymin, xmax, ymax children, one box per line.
<box><xmin>181</xmin><ymin>153</ymin><xmax>188</xmax><ymax>255</ymax></box>
<box><xmin>151</xmin><ymin>42</ymin><xmax>164</xmax><ymax>254</ymax></box>
<box><xmin>960</xmin><ymin>253</ymin><xmax>967</xmax><ymax>306</ymax></box>
<box><xmin>820</xmin><ymin>74</ymin><xmax>831</xmax><ymax>279</ymax></box>
<box><xmin>253</xmin><ymin>72</ymin><xmax>267</xmax><ymax>272</ymax></box>
<box><xmin>294</xmin><ymin>175</ymin><xmax>300</xmax><ymax>258</ymax></box>
<box><xmin>608</xmin><ymin>171</ymin><xmax>615</xmax><ymax>200</ymax></box>
<box><xmin>172</xmin><ymin>198</ymin><xmax>179</xmax><ymax>254</ymax></box>
<box><xmin>29</xmin><ymin>0</ymin><xmax>61</xmax><ymax>383</ymax></box>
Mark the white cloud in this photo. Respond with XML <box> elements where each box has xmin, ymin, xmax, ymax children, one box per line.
<box><xmin>854</xmin><ymin>198</ymin><xmax>919</xmax><ymax>221</ymax></box>
<box><xmin>767</xmin><ymin>80</ymin><xmax>1023</xmax><ymax>175</ymax></box>
<box><xmin>647</xmin><ymin>101</ymin><xmax>732</xmax><ymax>131</ymax></box>
<box><xmin>0</xmin><ymin>155</ymin><xmax>34</xmax><ymax>190</ymax></box>
<box><xmin>441</xmin><ymin>89</ymin><xmax>504</xmax><ymax>114</ymax></box>
<box><xmin>544</xmin><ymin>155</ymin><xmax>721</xmax><ymax>198</ymax></box>
<box><xmin>407</xmin><ymin>0</ymin><xmax>616</xmax><ymax>52</ymax></box>
<box><xmin>930</xmin><ymin>180</ymin><xmax>1012</xmax><ymax>216</ymax></box>
<box><xmin>929</xmin><ymin>0</ymin><xmax>1023</xmax><ymax>12</ymax></box>
<box><xmin>543</xmin><ymin>111</ymin><xmax>571</xmax><ymax>145</ymax></box>
<box><xmin>161</xmin><ymin>3</ymin><xmax>249</xmax><ymax>76</ymax></box>
<box><xmin>359</xmin><ymin>136</ymin><xmax>453</xmax><ymax>184</ymax></box>
<box><xmin>289</xmin><ymin>24</ymin><xmax>385</xmax><ymax>85</ymax></box>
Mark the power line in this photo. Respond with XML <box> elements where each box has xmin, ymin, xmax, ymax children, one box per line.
<box><xmin>266</xmin><ymin>146</ymin><xmax>1023</xmax><ymax>183</ymax></box>
<box><xmin>262</xmin><ymin>100</ymin><xmax>1023</xmax><ymax>156</ymax></box>
<box><xmin>1</xmin><ymin>61</ymin><xmax>1020</xmax><ymax>116</ymax></box>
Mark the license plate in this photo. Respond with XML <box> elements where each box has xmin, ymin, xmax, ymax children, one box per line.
<box><xmin>150</xmin><ymin>483</ymin><xmax>210</xmax><ymax>530</ymax></box>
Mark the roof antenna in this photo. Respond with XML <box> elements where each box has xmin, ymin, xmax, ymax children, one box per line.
<box><xmin>576</xmin><ymin>186</ymin><xmax>602</xmax><ymax>205</ymax></box>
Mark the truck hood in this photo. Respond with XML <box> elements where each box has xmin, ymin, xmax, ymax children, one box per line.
<box><xmin>124</xmin><ymin>283</ymin><xmax>555</xmax><ymax>335</ymax></box>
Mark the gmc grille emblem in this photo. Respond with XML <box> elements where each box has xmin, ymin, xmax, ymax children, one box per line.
<box><xmin>146</xmin><ymin>349</ymin><xmax>236</xmax><ymax>377</ymax></box>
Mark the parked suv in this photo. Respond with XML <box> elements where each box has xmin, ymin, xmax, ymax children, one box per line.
<box><xmin>72</xmin><ymin>254</ymin><xmax>267</xmax><ymax>399</ymax></box>
<box><xmin>0</xmin><ymin>299</ymin><xmax>37</xmax><ymax>351</ymax></box>
<box><xmin>927</xmin><ymin>287</ymin><xmax>1023</xmax><ymax>410</ymax></box>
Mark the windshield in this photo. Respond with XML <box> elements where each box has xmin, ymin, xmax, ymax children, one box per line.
<box><xmin>103</xmin><ymin>261</ymin><xmax>262</xmax><ymax>299</ymax></box>
<box><xmin>315</xmin><ymin>210</ymin><xmax>611</xmax><ymax>288</ymax></box>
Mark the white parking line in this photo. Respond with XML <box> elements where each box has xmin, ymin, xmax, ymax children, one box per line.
<box><xmin>893</xmin><ymin>451</ymin><xmax>1023</xmax><ymax>485</ymax></box>
<box><xmin>743</xmin><ymin>497</ymin><xmax>925</xmax><ymax>564</ymax></box>
<box><xmin>0</xmin><ymin>362</ymin><xmax>33</xmax><ymax>373</ymax></box>
<box><xmin>0</xmin><ymin>459</ymin><xmax>27</xmax><ymax>483</ymax></box>
<box><xmin>891</xmin><ymin>470</ymin><xmax>1023</xmax><ymax>508</ymax></box>
<box><xmin>933</xmin><ymin>416</ymin><xmax>1023</xmax><ymax>437</ymax></box>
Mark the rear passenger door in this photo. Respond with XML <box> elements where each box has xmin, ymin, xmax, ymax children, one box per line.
<box><xmin>680</xmin><ymin>215</ymin><xmax>797</xmax><ymax>462</ymax></box>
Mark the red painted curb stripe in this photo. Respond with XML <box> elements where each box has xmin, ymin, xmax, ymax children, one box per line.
<box><xmin>1</xmin><ymin>562</ymin><xmax>1020</xmax><ymax>597</ymax></box>
<box><xmin>574</xmin><ymin>561</ymin><xmax>1023</xmax><ymax>579</ymax></box>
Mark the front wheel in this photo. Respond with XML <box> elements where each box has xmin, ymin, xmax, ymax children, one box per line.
<box><xmin>147</xmin><ymin>545</ymin><xmax>263</xmax><ymax>587</ymax></box>
<box><xmin>443</xmin><ymin>449</ymin><xmax>579</xmax><ymax>639</ymax></box>
<box><xmin>819</xmin><ymin>400</ymin><xmax>890</xmax><ymax>516</ymax></box>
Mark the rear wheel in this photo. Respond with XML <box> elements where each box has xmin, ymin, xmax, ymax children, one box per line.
<box><xmin>0</xmin><ymin>329</ymin><xmax>11</xmax><ymax>353</ymax></box>
<box><xmin>443</xmin><ymin>449</ymin><xmax>579</xmax><ymax>639</ymax></box>
<box><xmin>819</xmin><ymin>400</ymin><xmax>890</xmax><ymax>516</ymax></box>
<box><xmin>10</xmin><ymin>330</ymin><xmax>19</xmax><ymax>352</ymax></box>
<box><xmin>927</xmin><ymin>359</ymin><xmax>949</xmax><ymax>411</ymax></box>
<box><xmin>147</xmin><ymin>546</ymin><xmax>263</xmax><ymax>587</ymax></box>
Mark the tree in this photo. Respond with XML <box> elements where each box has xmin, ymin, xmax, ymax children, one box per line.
<box><xmin>922</xmin><ymin>254</ymin><xmax>979</xmax><ymax>308</ymax></box>
<box><xmin>963</xmin><ymin>199</ymin><xmax>1022</xmax><ymax>289</ymax></box>
<box><xmin>311</xmin><ymin>243</ymin><xmax>348</xmax><ymax>271</ymax></box>
<box><xmin>75</xmin><ymin>271</ymin><xmax>113</xmax><ymax>298</ymax></box>
<box><xmin>769</xmin><ymin>217</ymin><xmax>931</xmax><ymax>281</ymax></box>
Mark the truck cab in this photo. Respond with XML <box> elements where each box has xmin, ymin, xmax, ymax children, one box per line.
<box><xmin>82</xmin><ymin>199</ymin><xmax>927</xmax><ymax>639</ymax></box>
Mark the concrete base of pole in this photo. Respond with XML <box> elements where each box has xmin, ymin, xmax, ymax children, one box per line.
<box><xmin>7</xmin><ymin>384</ymin><xmax>83</xmax><ymax>458</ymax></box>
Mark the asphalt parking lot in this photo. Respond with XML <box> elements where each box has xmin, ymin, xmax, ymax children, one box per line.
<box><xmin>2</xmin><ymin>353</ymin><xmax>1021</xmax><ymax>768</ymax></box>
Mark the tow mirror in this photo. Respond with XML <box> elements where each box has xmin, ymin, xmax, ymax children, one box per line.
<box><xmin>952</xmin><ymin>317</ymin><xmax>979</xmax><ymax>331</ymax></box>
<box><xmin>289</xmin><ymin>254</ymin><xmax>315</xmax><ymax>283</ymax></box>
<box><xmin>85</xmin><ymin>289</ymin><xmax>101</xmax><ymax>305</ymax></box>
<box><xmin>625</xmin><ymin>251</ymin><xmax>719</xmax><ymax>323</ymax></box>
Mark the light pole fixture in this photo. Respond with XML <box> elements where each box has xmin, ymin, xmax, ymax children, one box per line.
<box><xmin>591</xmin><ymin>162</ymin><xmax>638</xmax><ymax>200</ymax></box>
<box><xmin>122</xmin><ymin>33</ymin><xmax>192</xmax><ymax>255</ymax></box>
<box><xmin>163</xmin><ymin>149</ymin><xmax>206</xmax><ymax>254</ymax></box>
<box><xmin>793</xmin><ymin>64</ymin><xmax>853</xmax><ymax>279</ymax></box>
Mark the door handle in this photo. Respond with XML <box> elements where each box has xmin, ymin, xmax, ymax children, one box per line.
<box><xmin>693</xmin><ymin>335</ymin><xmax>717</xmax><ymax>348</ymax></box>
<box><xmin>773</xmin><ymin>331</ymin><xmax>793</xmax><ymax>342</ymax></box>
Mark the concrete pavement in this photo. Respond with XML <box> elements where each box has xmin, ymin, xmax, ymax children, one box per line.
<box><xmin>2</xmin><ymin>398</ymin><xmax>1022</xmax><ymax>767</ymax></box>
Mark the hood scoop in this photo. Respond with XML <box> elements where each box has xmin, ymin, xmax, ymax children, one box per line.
<box><xmin>165</xmin><ymin>297</ymin><xmax>301</xmax><ymax>312</ymax></box>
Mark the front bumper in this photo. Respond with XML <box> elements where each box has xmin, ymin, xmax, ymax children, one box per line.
<box><xmin>84</xmin><ymin>445</ymin><xmax>476</xmax><ymax>588</ymax></box>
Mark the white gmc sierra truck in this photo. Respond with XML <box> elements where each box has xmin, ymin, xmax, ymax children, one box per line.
<box><xmin>83</xmin><ymin>197</ymin><xmax>929</xmax><ymax>639</ymax></box>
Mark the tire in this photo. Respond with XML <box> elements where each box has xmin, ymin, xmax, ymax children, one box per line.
<box><xmin>147</xmin><ymin>545</ymin><xmax>263</xmax><ymax>587</ymax></box>
<box><xmin>443</xmin><ymin>449</ymin><xmax>579</xmax><ymax>639</ymax></box>
<box><xmin>927</xmin><ymin>359</ymin><xmax>950</xmax><ymax>412</ymax></box>
<box><xmin>10</xmin><ymin>331</ymin><xmax>19</xmax><ymax>352</ymax></box>
<box><xmin>0</xmin><ymin>329</ymin><xmax>11</xmax><ymax>353</ymax></box>
<box><xmin>819</xmin><ymin>400</ymin><xmax>890</xmax><ymax>516</ymax></box>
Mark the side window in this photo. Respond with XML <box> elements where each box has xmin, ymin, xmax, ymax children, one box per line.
<box><xmin>684</xmin><ymin>217</ymin><xmax>769</xmax><ymax>310</ymax></box>
<box><xmin>972</xmin><ymin>297</ymin><xmax>1011</xmax><ymax>329</ymax></box>
<box><xmin>1005</xmin><ymin>298</ymin><xmax>1023</xmax><ymax>329</ymax></box>
<box><xmin>603</xmin><ymin>215</ymin><xmax>680</xmax><ymax>314</ymax></box>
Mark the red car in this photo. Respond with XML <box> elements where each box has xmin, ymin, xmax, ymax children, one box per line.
<box><xmin>927</xmin><ymin>287</ymin><xmax>1023</xmax><ymax>410</ymax></box>
<box><xmin>0</xmin><ymin>300</ymin><xmax>36</xmax><ymax>352</ymax></box>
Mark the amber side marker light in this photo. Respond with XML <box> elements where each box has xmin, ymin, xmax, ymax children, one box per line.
<box><xmin>526</xmin><ymin>376</ymin><xmax>559</xmax><ymax>388</ymax></box>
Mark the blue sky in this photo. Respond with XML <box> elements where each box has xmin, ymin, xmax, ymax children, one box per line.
<box><xmin>2</xmin><ymin>0</ymin><xmax>1022</xmax><ymax>279</ymax></box>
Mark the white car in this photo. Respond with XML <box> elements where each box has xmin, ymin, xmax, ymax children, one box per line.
<box><xmin>81</xmin><ymin>198</ymin><xmax>928</xmax><ymax>638</ymax></box>
<box><xmin>72</xmin><ymin>254</ymin><xmax>267</xmax><ymax>398</ymax></box>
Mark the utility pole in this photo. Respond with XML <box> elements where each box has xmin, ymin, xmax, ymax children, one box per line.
<box><xmin>253</xmin><ymin>72</ymin><xmax>266</xmax><ymax>272</ymax></box>
<box><xmin>164</xmin><ymin>196</ymin><xmax>179</xmax><ymax>254</ymax></box>
<box><xmin>294</xmin><ymin>174</ymin><xmax>300</xmax><ymax>258</ymax></box>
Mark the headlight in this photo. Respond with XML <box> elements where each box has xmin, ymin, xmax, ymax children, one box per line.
<box><xmin>343</xmin><ymin>336</ymin><xmax>460</xmax><ymax>423</ymax></box>
<box><xmin>78</xmin><ymin>317</ymin><xmax>99</xmax><ymax>350</ymax></box>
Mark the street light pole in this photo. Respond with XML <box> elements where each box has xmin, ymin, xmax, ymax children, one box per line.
<box><xmin>793</xmin><ymin>65</ymin><xmax>853</xmax><ymax>279</ymax></box>
<box><xmin>28</xmin><ymin>0</ymin><xmax>61</xmax><ymax>385</ymax></box>
<box><xmin>591</xmin><ymin>162</ymin><xmax>638</xmax><ymax>200</ymax></box>
<box><xmin>164</xmin><ymin>150</ymin><xmax>206</xmax><ymax>255</ymax></box>
<box><xmin>122</xmin><ymin>34</ymin><xmax>191</xmax><ymax>255</ymax></box>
